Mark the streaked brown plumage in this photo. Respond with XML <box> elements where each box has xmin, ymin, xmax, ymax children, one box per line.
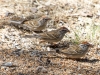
<box><xmin>38</xmin><ymin>42</ymin><xmax>93</xmax><ymax>59</ymax></box>
<box><xmin>24</xmin><ymin>27</ymin><xmax>70</xmax><ymax>43</ymax></box>
<box><xmin>57</xmin><ymin>42</ymin><xmax>93</xmax><ymax>58</ymax></box>
<box><xmin>10</xmin><ymin>15</ymin><xmax>51</xmax><ymax>32</ymax></box>
<box><xmin>22</xmin><ymin>16</ymin><xmax>51</xmax><ymax>31</ymax></box>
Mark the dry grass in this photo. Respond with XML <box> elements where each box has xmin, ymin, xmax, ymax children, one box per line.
<box><xmin>0</xmin><ymin>0</ymin><xmax>100</xmax><ymax>75</ymax></box>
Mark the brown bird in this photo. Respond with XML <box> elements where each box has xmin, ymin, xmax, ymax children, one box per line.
<box><xmin>24</xmin><ymin>27</ymin><xmax>70</xmax><ymax>43</ymax></box>
<box><xmin>57</xmin><ymin>41</ymin><xmax>93</xmax><ymax>59</ymax></box>
<box><xmin>38</xmin><ymin>42</ymin><xmax>93</xmax><ymax>59</ymax></box>
<box><xmin>9</xmin><ymin>15</ymin><xmax>51</xmax><ymax>32</ymax></box>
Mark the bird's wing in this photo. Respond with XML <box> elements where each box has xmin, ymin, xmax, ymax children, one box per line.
<box><xmin>20</xmin><ymin>19</ymin><xmax>40</xmax><ymax>31</ymax></box>
<box><xmin>22</xmin><ymin>34</ymin><xmax>39</xmax><ymax>38</ymax></box>
<box><xmin>60</xmin><ymin>45</ymin><xmax>82</xmax><ymax>55</ymax></box>
<box><xmin>40</xmin><ymin>30</ymin><xmax>59</xmax><ymax>40</ymax></box>
<box><xmin>23</xmin><ymin>19</ymin><xmax>40</xmax><ymax>28</ymax></box>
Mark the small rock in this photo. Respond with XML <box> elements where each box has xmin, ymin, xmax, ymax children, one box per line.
<box><xmin>1</xmin><ymin>62</ymin><xmax>16</xmax><ymax>67</ymax></box>
<box><xmin>29</xmin><ymin>50</ymin><xmax>39</xmax><ymax>57</ymax></box>
<box><xmin>30</xmin><ymin>7</ymin><xmax>38</xmax><ymax>13</ymax></box>
<box><xmin>11</xmin><ymin>49</ymin><xmax>22</xmax><ymax>56</ymax></box>
<box><xmin>35</xmin><ymin>66</ymin><xmax>48</xmax><ymax>74</ymax></box>
<box><xmin>47</xmin><ymin>47</ymin><xmax>51</xmax><ymax>51</ymax></box>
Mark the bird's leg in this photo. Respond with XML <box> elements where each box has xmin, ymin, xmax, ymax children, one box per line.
<box><xmin>34</xmin><ymin>31</ymin><xmax>43</xmax><ymax>33</ymax></box>
<box><xmin>48</xmin><ymin>42</ymin><xmax>59</xmax><ymax>48</ymax></box>
<box><xmin>39</xmin><ymin>40</ymin><xmax>46</xmax><ymax>43</ymax></box>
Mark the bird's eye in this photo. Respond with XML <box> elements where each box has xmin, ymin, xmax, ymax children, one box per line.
<box><xmin>59</xmin><ymin>30</ymin><xmax>66</xmax><ymax>34</ymax></box>
<box><xmin>62</xmin><ymin>30</ymin><xmax>67</xmax><ymax>32</ymax></box>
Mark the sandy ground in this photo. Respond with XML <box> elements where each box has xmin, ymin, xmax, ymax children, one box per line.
<box><xmin>0</xmin><ymin>0</ymin><xmax>100</xmax><ymax>75</ymax></box>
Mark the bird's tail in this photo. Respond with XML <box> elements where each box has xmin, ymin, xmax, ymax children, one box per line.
<box><xmin>22</xmin><ymin>34</ymin><xmax>40</xmax><ymax>38</ymax></box>
<box><xmin>0</xmin><ymin>19</ymin><xmax>10</xmax><ymax>25</ymax></box>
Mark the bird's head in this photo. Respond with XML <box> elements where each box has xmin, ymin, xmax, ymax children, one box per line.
<box><xmin>42</xmin><ymin>16</ymin><xmax>51</xmax><ymax>21</ymax></box>
<box><xmin>58</xmin><ymin>27</ymin><xmax>70</xmax><ymax>34</ymax></box>
<box><xmin>79</xmin><ymin>41</ymin><xmax>93</xmax><ymax>51</ymax></box>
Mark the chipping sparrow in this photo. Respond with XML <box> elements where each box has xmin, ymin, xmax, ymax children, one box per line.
<box><xmin>24</xmin><ymin>27</ymin><xmax>70</xmax><ymax>43</ymax></box>
<box><xmin>9</xmin><ymin>15</ymin><xmax>51</xmax><ymax>32</ymax></box>
<box><xmin>58</xmin><ymin>42</ymin><xmax>93</xmax><ymax>58</ymax></box>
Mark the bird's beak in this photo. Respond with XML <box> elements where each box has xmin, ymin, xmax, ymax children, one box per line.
<box><xmin>67</xmin><ymin>30</ymin><xmax>70</xmax><ymax>33</ymax></box>
<box><xmin>46</xmin><ymin>17</ymin><xmax>51</xmax><ymax>20</ymax></box>
<box><xmin>65</xmin><ymin>29</ymin><xmax>70</xmax><ymax>33</ymax></box>
<box><xmin>42</xmin><ymin>15</ymin><xmax>51</xmax><ymax>20</ymax></box>
<box><xmin>88</xmin><ymin>43</ymin><xmax>94</xmax><ymax>47</ymax></box>
<box><xmin>62</xmin><ymin>26</ymin><xmax>70</xmax><ymax>33</ymax></box>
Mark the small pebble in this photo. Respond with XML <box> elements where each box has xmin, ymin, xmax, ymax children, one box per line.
<box><xmin>35</xmin><ymin>66</ymin><xmax>48</xmax><ymax>74</ymax></box>
<box><xmin>2</xmin><ymin>62</ymin><xmax>13</xmax><ymax>67</ymax></box>
<box><xmin>1</xmin><ymin>62</ymin><xmax>17</xmax><ymax>67</ymax></box>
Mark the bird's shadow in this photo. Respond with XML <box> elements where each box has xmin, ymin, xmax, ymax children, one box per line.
<box><xmin>48</xmin><ymin>41</ymin><xmax>70</xmax><ymax>49</ymax></box>
<box><xmin>68</xmin><ymin>58</ymin><xmax>100</xmax><ymax>63</ymax></box>
<box><xmin>42</xmin><ymin>56</ymin><xmax>99</xmax><ymax>63</ymax></box>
